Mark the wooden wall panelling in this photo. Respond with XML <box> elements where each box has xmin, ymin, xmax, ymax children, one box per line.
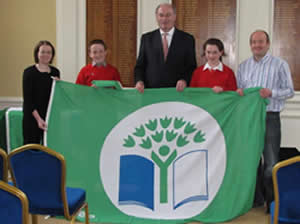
<box><xmin>86</xmin><ymin>0</ymin><xmax>137</xmax><ymax>87</ymax></box>
<box><xmin>173</xmin><ymin>0</ymin><xmax>236</xmax><ymax>70</ymax></box>
<box><xmin>273</xmin><ymin>0</ymin><xmax>300</xmax><ymax>90</ymax></box>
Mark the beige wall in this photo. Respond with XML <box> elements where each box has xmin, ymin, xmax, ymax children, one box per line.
<box><xmin>0</xmin><ymin>0</ymin><xmax>56</xmax><ymax>97</ymax></box>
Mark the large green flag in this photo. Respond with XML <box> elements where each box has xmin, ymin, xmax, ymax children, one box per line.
<box><xmin>46</xmin><ymin>81</ymin><xmax>267</xmax><ymax>223</ymax></box>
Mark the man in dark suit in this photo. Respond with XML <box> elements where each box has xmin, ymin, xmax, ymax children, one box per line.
<box><xmin>134</xmin><ymin>3</ymin><xmax>197</xmax><ymax>93</ymax></box>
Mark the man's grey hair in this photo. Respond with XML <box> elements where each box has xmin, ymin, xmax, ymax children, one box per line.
<box><xmin>155</xmin><ymin>3</ymin><xmax>176</xmax><ymax>15</ymax></box>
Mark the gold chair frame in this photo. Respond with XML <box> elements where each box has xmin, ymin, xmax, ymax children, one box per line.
<box><xmin>0</xmin><ymin>148</ymin><xmax>8</xmax><ymax>182</ymax></box>
<box><xmin>8</xmin><ymin>144</ymin><xmax>89</xmax><ymax>224</ymax></box>
<box><xmin>0</xmin><ymin>180</ymin><xmax>30</xmax><ymax>224</ymax></box>
<box><xmin>272</xmin><ymin>155</ymin><xmax>300</xmax><ymax>224</ymax></box>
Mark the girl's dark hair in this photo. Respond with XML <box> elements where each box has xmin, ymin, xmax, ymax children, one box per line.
<box><xmin>202</xmin><ymin>38</ymin><xmax>226</xmax><ymax>61</ymax></box>
<box><xmin>33</xmin><ymin>40</ymin><xmax>55</xmax><ymax>64</ymax></box>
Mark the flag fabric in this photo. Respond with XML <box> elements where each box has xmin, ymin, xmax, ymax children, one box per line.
<box><xmin>45</xmin><ymin>80</ymin><xmax>267</xmax><ymax>223</ymax></box>
<box><xmin>5</xmin><ymin>107</ymin><xmax>23</xmax><ymax>152</ymax></box>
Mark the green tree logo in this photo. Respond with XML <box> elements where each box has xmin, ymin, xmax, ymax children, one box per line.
<box><xmin>123</xmin><ymin>116</ymin><xmax>206</xmax><ymax>203</ymax></box>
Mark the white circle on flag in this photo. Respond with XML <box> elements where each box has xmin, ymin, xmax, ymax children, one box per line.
<box><xmin>100</xmin><ymin>102</ymin><xmax>226</xmax><ymax>219</ymax></box>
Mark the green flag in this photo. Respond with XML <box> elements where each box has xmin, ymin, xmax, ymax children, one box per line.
<box><xmin>46</xmin><ymin>80</ymin><xmax>267</xmax><ymax>223</ymax></box>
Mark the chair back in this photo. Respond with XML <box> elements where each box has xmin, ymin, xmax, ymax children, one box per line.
<box><xmin>0</xmin><ymin>148</ymin><xmax>8</xmax><ymax>182</ymax></box>
<box><xmin>272</xmin><ymin>155</ymin><xmax>300</xmax><ymax>223</ymax></box>
<box><xmin>0</xmin><ymin>180</ymin><xmax>29</xmax><ymax>224</ymax></box>
<box><xmin>8</xmin><ymin>144</ymin><xmax>67</xmax><ymax>213</ymax></box>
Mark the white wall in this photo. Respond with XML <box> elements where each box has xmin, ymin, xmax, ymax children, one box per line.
<box><xmin>56</xmin><ymin>0</ymin><xmax>86</xmax><ymax>83</ymax></box>
<box><xmin>237</xmin><ymin>0</ymin><xmax>273</xmax><ymax>62</ymax></box>
<box><xmin>281</xmin><ymin>93</ymin><xmax>300</xmax><ymax>149</ymax></box>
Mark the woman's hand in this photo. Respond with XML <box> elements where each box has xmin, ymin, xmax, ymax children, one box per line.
<box><xmin>51</xmin><ymin>76</ymin><xmax>60</xmax><ymax>81</ymax></box>
<box><xmin>32</xmin><ymin>110</ymin><xmax>47</xmax><ymax>131</ymax></box>
<box><xmin>37</xmin><ymin>118</ymin><xmax>47</xmax><ymax>131</ymax></box>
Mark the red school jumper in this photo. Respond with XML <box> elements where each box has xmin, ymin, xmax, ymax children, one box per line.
<box><xmin>76</xmin><ymin>64</ymin><xmax>121</xmax><ymax>86</ymax></box>
<box><xmin>190</xmin><ymin>64</ymin><xmax>237</xmax><ymax>91</ymax></box>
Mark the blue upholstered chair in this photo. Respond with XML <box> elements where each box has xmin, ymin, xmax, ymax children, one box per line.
<box><xmin>0</xmin><ymin>180</ymin><xmax>30</xmax><ymax>224</ymax></box>
<box><xmin>271</xmin><ymin>155</ymin><xmax>300</xmax><ymax>224</ymax></box>
<box><xmin>8</xmin><ymin>144</ymin><xmax>89</xmax><ymax>224</ymax></box>
<box><xmin>0</xmin><ymin>148</ymin><xmax>8</xmax><ymax>182</ymax></box>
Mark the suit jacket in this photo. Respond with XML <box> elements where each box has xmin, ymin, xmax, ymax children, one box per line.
<box><xmin>134</xmin><ymin>28</ymin><xmax>197</xmax><ymax>88</ymax></box>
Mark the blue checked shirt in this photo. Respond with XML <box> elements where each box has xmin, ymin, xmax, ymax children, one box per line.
<box><xmin>237</xmin><ymin>53</ymin><xmax>294</xmax><ymax>112</ymax></box>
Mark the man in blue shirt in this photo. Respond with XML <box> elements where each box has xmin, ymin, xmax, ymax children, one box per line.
<box><xmin>237</xmin><ymin>30</ymin><xmax>294</xmax><ymax>213</ymax></box>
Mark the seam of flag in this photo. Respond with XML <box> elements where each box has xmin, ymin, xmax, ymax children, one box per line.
<box><xmin>44</xmin><ymin>79</ymin><xmax>57</xmax><ymax>146</ymax></box>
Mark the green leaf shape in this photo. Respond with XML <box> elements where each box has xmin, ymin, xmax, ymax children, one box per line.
<box><xmin>174</xmin><ymin>117</ymin><xmax>186</xmax><ymax>129</ymax></box>
<box><xmin>176</xmin><ymin>135</ymin><xmax>189</xmax><ymax>147</ymax></box>
<box><xmin>123</xmin><ymin>135</ymin><xmax>135</xmax><ymax>147</ymax></box>
<box><xmin>184</xmin><ymin>122</ymin><xmax>197</xmax><ymax>134</ymax></box>
<box><xmin>166</xmin><ymin>130</ymin><xmax>177</xmax><ymax>142</ymax></box>
<box><xmin>160</xmin><ymin>116</ymin><xmax>172</xmax><ymax>129</ymax></box>
<box><xmin>151</xmin><ymin>131</ymin><xmax>163</xmax><ymax>143</ymax></box>
<box><xmin>145</xmin><ymin>119</ymin><xmax>158</xmax><ymax>131</ymax></box>
<box><xmin>139</xmin><ymin>137</ymin><xmax>152</xmax><ymax>149</ymax></box>
<box><xmin>193</xmin><ymin>130</ymin><xmax>206</xmax><ymax>143</ymax></box>
<box><xmin>133</xmin><ymin>125</ymin><xmax>145</xmax><ymax>137</ymax></box>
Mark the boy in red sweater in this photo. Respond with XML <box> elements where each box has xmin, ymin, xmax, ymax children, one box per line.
<box><xmin>76</xmin><ymin>39</ymin><xmax>121</xmax><ymax>86</ymax></box>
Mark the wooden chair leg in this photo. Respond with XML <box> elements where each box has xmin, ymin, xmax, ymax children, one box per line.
<box><xmin>31</xmin><ymin>214</ymin><xmax>38</xmax><ymax>224</ymax></box>
<box><xmin>85</xmin><ymin>203</ymin><xmax>89</xmax><ymax>224</ymax></box>
<box><xmin>70</xmin><ymin>202</ymin><xmax>89</xmax><ymax>224</ymax></box>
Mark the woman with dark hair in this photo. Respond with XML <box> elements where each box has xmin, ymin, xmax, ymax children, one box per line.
<box><xmin>22</xmin><ymin>40</ymin><xmax>60</xmax><ymax>144</ymax></box>
<box><xmin>190</xmin><ymin>38</ymin><xmax>237</xmax><ymax>93</ymax></box>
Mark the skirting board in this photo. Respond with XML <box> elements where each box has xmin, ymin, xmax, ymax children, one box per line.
<box><xmin>0</xmin><ymin>97</ymin><xmax>22</xmax><ymax>110</ymax></box>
